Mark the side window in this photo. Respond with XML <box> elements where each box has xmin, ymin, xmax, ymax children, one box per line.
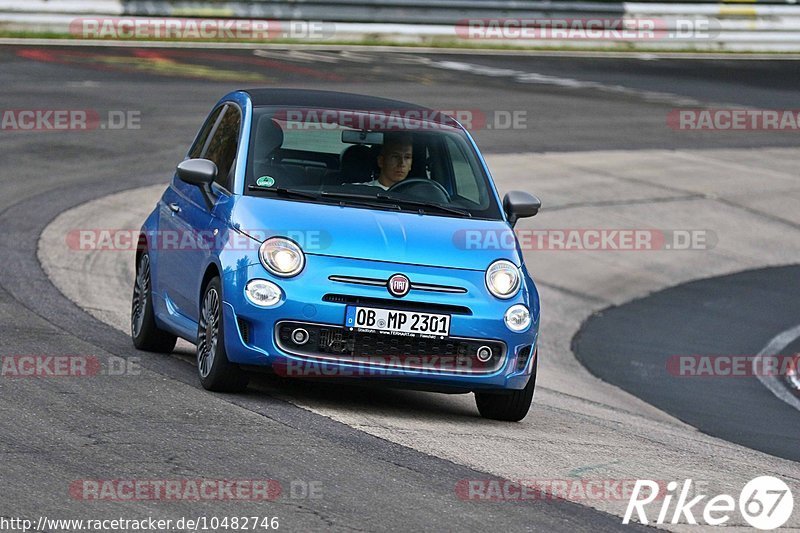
<box><xmin>203</xmin><ymin>105</ymin><xmax>242</xmax><ymax>191</ymax></box>
<box><xmin>189</xmin><ymin>106</ymin><xmax>224</xmax><ymax>159</ymax></box>
<box><xmin>445</xmin><ymin>137</ymin><xmax>480</xmax><ymax>204</ymax></box>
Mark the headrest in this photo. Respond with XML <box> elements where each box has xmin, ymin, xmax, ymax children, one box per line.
<box><xmin>340</xmin><ymin>144</ymin><xmax>377</xmax><ymax>182</ymax></box>
<box><xmin>254</xmin><ymin>116</ymin><xmax>284</xmax><ymax>162</ymax></box>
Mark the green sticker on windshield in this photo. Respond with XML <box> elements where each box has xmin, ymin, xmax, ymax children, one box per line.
<box><xmin>256</xmin><ymin>176</ymin><xmax>275</xmax><ymax>188</ymax></box>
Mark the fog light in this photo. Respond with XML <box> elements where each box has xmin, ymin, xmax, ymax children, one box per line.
<box><xmin>476</xmin><ymin>346</ymin><xmax>493</xmax><ymax>362</ymax></box>
<box><xmin>291</xmin><ymin>328</ymin><xmax>310</xmax><ymax>345</ymax></box>
<box><xmin>245</xmin><ymin>279</ymin><xmax>282</xmax><ymax>307</ymax></box>
<box><xmin>504</xmin><ymin>304</ymin><xmax>531</xmax><ymax>332</ymax></box>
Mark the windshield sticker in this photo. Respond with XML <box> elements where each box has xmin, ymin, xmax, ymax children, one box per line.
<box><xmin>256</xmin><ymin>176</ymin><xmax>275</xmax><ymax>188</ymax></box>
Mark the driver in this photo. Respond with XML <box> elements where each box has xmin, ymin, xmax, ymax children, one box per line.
<box><xmin>357</xmin><ymin>132</ymin><xmax>413</xmax><ymax>190</ymax></box>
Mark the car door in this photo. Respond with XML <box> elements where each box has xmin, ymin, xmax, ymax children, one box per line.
<box><xmin>158</xmin><ymin>104</ymin><xmax>241</xmax><ymax>324</ymax></box>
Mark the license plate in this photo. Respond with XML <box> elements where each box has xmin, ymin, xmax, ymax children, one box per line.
<box><xmin>345</xmin><ymin>306</ymin><xmax>450</xmax><ymax>338</ymax></box>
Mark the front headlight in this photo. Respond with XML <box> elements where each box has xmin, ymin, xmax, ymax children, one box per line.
<box><xmin>485</xmin><ymin>260</ymin><xmax>520</xmax><ymax>299</ymax></box>
<box><xmin>259</xmin><ymin>237</ymin><xmax>305</xmax><ymax>277</ymax></box>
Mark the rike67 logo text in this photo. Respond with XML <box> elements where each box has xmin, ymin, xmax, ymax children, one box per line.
<box><xmin>624</xmin><ymin>477</ymin><xmax>794</xmax><ymax>529</ymax></box>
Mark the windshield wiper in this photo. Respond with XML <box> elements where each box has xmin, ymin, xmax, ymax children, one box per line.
<box><xmin>250</xmin><ymin>186</ymin><xmax>471</xmax><ymax>217</ymax></box>
<box><xmin>318</xmin><ymin>191</ymin><xmax>403</xmax><ymax>211</ymax></box>
<box><xmin>324</xmin><ymin>191</ymin><xmax>471</xmax><ymax>217</ymax></box>
<box><xmin>373</xmin><ymin>194</ymin><xmax>472</xmax><ymax>217</ymax></box>
<box><xmin>249</xmin><ymin>186</ymin><xmax>402</xmax><ymax>211</ymax></box>
<box><xmin>247</xmin><ymin>186</ymin><xmax>319</xmax><ymax>200</ymax></box>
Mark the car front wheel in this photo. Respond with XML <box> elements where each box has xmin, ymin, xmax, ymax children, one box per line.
<box><xmin>196</xmin><ymin>276</ymin><xmax>249</xmax><ymax>392</ymax></box>
<box><xmin>475</xmin><ymin>352</ymin><xmax>537</xmax><ymax>422</ymax></box>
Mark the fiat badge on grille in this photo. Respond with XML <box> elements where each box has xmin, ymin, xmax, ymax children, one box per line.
<box><xmin>387</xmin><ymin>274</ymin><xmax>411</xmax><ymax>297</ymax></box>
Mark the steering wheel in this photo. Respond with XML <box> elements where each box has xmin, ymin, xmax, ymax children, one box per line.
<box><xmin>388</xmin><ymin>179</ymin><xmax>451</xmax><ymax>203</ymax></box>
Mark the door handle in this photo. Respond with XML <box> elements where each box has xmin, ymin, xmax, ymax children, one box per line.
<box><xmin>168</xmin><ymin>202</ymin><xmax>181</xmax><ymax>213</ymax></box>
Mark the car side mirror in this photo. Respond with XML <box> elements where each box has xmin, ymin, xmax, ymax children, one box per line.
<box><xmin>503</xmin><ymin>191</ymin><xmax>541</xmax><ymax>227</ymax></box>
<box><xmin>177</xmin><ymin>158</ymin><xmax>217</xmax><ymax>187</ymax></box>
<box><xmin>177</xmin><ymin>158</ymin><xmax>218</xmax><ymax>210</ymax></box>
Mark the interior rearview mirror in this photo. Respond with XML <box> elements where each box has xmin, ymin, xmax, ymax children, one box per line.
<box><xmin>342</xmin><ymin>130</ymin><xmax>384</xmax><ymax>145</ymax></box>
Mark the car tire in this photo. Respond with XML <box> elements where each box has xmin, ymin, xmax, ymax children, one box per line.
<box><xmin>475</xmin><ymin>353</ymin><xmax>537</xmax><ymax>422</ymax></box>
<box><xmin>196</xmin><ymin>276</ymin><xmax>249</xmax><ymax>392</ymax></box>
<box><xmin>131</xmin><ymin>252</ymin><xmax>178</xmax><ymax>353</ymax></box>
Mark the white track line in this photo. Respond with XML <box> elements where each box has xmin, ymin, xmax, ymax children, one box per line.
<box><xmin>754</xmin><ymin>323</ymin><xmax>800</xmax><ymax>412</ymax></box>
<box><xmin>421</xmin><ymin>58</ymin><xmax>711</xmax><ymax>106</ymax></box>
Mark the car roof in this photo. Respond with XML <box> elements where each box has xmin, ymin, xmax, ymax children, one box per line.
<box><xmin>244</xmin><ymin>88</ymin><xmax>431</xmax><ymax>112</ymax></box>
<box><xmin>243</xmin><ymin>89</ymin><xmax>461</xmax><ymax>127</ymax></box>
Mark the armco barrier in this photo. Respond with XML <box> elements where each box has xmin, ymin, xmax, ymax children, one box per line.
<box><xmin>2</xmin><ymin>0</ymin><xmax>800</xmax><ymax>51</ymax></box>
<box><xmin>121</xmin><ymin>1</ymin><xmax>626</xmax><ymax>23</ymax></box>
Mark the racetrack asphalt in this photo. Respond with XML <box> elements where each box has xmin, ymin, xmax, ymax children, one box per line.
<box><xmin>574</xmin><ymin>265</ymin><xmax>800</xmax><ymax>462</ymax></box>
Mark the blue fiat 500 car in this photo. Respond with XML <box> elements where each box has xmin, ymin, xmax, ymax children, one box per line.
<box><xmin>131</xmin><ymin>89</ymin><xmax>541</xmax><ymax>421</ymax></box>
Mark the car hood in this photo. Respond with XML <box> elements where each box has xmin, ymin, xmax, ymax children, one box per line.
<box><xmin>231</xmin><ymin>196</ymin><xmax>520</xmax><ymax>271</ymax></box>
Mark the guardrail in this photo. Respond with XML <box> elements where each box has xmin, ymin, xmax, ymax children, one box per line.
<box><xmin>2</xmin><ymin>0</ymin><xmax>800</xmax><ymax>51</ymax></box>
<box><xmin>123</xmin><ymin>1</ymin><xmax>625</xmax><ymax>22</ymax></box>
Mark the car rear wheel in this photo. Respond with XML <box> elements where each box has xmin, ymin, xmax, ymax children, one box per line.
<box><xmin>197</xmin><ymin>277</ymin><xmax>249</xmax><ymax>392</ymax></box>
<box><xmin>475</xmin><ymin>353</ymin><xmax>537</xmax><ymax>422</ymax></box>
<box><xmin>131</xmin><ymin>252</ymin><xmax>178</xmax><ymax>353</ymax></box>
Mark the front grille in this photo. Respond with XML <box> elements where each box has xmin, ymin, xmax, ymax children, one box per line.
<box><xmin>329</xmin><ymin>275</ymin><xmax>467</xmax><ymax>294</ymax></box>
<box><xmin>276</xmin><ymin>321</ymin><xmax>505</xmax><ymax>374</ymax></box>
<box><xmin>322</xmin><ymin>294</ymin><xmax>471</xmax><ymax>316</ymax></box>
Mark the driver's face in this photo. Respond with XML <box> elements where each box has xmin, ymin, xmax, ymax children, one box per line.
<box><xmin>378</xmin><ymin>143</ymin><xmax>413</xmax><ymax>185</ymax></box>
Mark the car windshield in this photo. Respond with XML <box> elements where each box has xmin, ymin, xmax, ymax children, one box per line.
<box><xmin>244</xmin><ymin>106</ymin><xmax>503</xmax><ymax>219</ymax></box>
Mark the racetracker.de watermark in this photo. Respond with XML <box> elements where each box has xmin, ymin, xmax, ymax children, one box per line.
<box><xmin>0</xmin><ymin>355</ymin><xmax>139</xmax><ymax>377</ymax></box>
<box><xmin>456</xmin><ymin>18</ymin><xmax>720</xmax><ymax>41</ymax></box>
<box><xmin>66</xmin><ymin>229</ymin><xmax>330</xmax><ymax>252</ymax></box>
<box><xmin>0</xmin><ymin>109</ymin><xmax>140</xmax><ymax>132</ymax></box>
<box><xmin>453</xmin><ymin>229</ymin><xmax>717</xmax><ymax>251</ymax></box>
<box><xmin>272</xmin><ymin>356</ymin><xmax>495</xmax><ymax>378</ymax></box>
<box><xmin>70</xmin><ymin>18</ymin><xmax>334</xmax><ymax>40</ymax></box>
<box><xmin>666</xmin><ymin>354</ymin><xmax>799</xmax><ymax>377</ymax></box>
<box><xmin>69</xmin><ymin>479</ymin><xmax>282</xmax><ymax>501</ymax></box>
<box><xmin>69</xmin><ymin>479</ymin><xmax>323</xmax><ymax>501</ymax></box>
<box><xmin>668</xmin><ymin>109</ymin><xmax>800</xmax><ymax>131</ymax></box>
<box><xmin>272</xmin><ymin>108</ymin><xmax>528</xmax><ymax>131</ymax></box>
<box><xmin>68</xmin><ymin>228</ymin><xmax>717</xmax><ymax>252</ymax></box>
<box><xmin>456</xmin><ymin>479</ymin><xmax>667</xmax><ymax>502</ymax></box>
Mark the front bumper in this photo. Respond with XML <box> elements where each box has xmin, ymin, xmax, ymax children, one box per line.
<box><xmin>220</xmin><ymin>254</ymin><xmax>539</xmax><ymax>391</ymax></box>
